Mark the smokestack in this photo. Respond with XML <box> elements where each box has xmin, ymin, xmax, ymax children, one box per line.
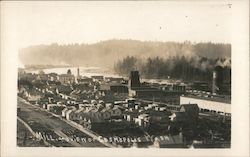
<box><xmin>129</xmin><ymin>71</ymin><xmax>141</xmax><ymax>89</ymax></box>
<box><xmin>212</xmin><ymin>66</ymin><xmax>224</xmax><ymax>94</ymax></box>
<box><xmin>77</xmin><ymin>67</ymin><xmax>80</xmax><ymax>78</ymax></box>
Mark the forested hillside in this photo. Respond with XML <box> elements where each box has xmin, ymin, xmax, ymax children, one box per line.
<box><xmin>19</xmin><ymin>39</ymin><xmax>231</xmax><ymax>69</ymax></box>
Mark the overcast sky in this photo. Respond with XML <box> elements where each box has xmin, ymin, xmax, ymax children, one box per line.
<box><xmin>2</xmin><ymin>1</ymin><xmax>232</xmax><ymax>48</ymax></box>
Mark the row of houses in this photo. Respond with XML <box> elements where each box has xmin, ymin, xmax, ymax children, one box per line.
<box><xmin>41</xmin><ymin>102</ymin><xmax>123</xmax><ymax>123</ymax></box>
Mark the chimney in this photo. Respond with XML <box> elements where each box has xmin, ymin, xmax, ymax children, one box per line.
<box><xmin>77</xmin><ymin>67</ymin><xmax>80</xmax><ymax>78</ymax></box>
<box><xmin>129</xmin><ymin>71</ymin><xmax>141</xmax><ymax>89</ymax></box>
<box><xmin>212</xmin><ymin>66</ymin><xmax>224</xmax><ymax>94</ymax></box>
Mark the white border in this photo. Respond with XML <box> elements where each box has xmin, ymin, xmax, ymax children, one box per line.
<box><xmin>1</xmin><ymin>1</ymin><xmax>249</xmax><ymax>157</ymax></box>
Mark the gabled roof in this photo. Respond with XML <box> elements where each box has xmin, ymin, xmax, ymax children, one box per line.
<box><xmin>62</xmin><ymin>107</ymin><xmax>68</xmax><ymax>112</ymax></box>
<box><xmin>171</xmin><ymin>111</ymin><xmax>186</xmax><ymax>117</ymax></box>
<box><xmin>180</xmin><ymin>104</ymin><xmax>199</xmax><ymax>114</ymax></box>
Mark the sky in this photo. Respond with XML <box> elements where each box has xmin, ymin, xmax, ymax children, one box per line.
<box><xmin>2</xmin><ymin>1</ymin><xmax>232</xmax><ymax>49</ymax></box>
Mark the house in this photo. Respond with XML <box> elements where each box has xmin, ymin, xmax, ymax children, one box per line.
<box><xmin>125</xmin><ymin>98</ymin><xmax>136</xmax><ymax>108</ymax></box>
<box><xmin>47</xmin><ymin>104</ymin><xmax>57</xmax><ymax>111</ymax></box>
<box><xmin>62</xmin><ymin>107</ymin><xmax>69</xmax><ymax>117</ymax></box>
<box><xmin>134</xmin><ymin>113</ymin><xmax>150</xmax><ymax>128</ymax></box>
<box><xmin>66</xmin><ymin>107</ymin><xmax>77</xmax><ymax>120</ymax></box>
<box><xmin>124</xmin><ymin>111</ymin><xmax>138</xmax><ymax>122</ymax></box>
<box><xmin>169</xmin><ymin>104</ymin><xmax>199</xmax><ymax>125</ymax></box>
<box><xmin>62</xmin><ymin>106</ymin><xmax>76</xmax><ymax>117</ymax></box>
<box><xmin>159</xmin><ymin>107</ymin><xmax>167</xmax><ymax>111</ymax></box>
<box><xmin>179</xmin><ymin>103</ymin><xmax>199</xmax><ymax>122</ymax></box>
<box><xmin>134</xmin><ymin>118</ymin><xmax>149</xmax><ymax>128</ymax></box>
<box><xmin>109</xmin><ymin>108</ymin><xmax>122</xmax><ymax>118</ymax></box>
<box><xmin>169</xmin><ymin>112</ymin><xmax>187</xmax><ymax>122</ymax></box>
<box><xmin>66</xmin><ymin>104</ymin><xmax>123</xmax><ymax>124</ymax></box>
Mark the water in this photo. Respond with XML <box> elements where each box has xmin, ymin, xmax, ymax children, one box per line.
<box><xmin>27</xmin><ymin>67</ymin><xmax>122</xmax><ymax>78</ymax></box>
<box><xmin>26</xmin><ymin>67</ymin><xmax>174</xmax><ymax>84</ymax></box>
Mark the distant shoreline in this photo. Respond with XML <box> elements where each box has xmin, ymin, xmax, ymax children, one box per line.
<box><xmin>22</xmin><ymin>65</ymin><xmax>72</xmax><ymax>70</ymax></box>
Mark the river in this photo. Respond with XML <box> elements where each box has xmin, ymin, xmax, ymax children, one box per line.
<box><xmin>25</xmin><ymin>66</ymin><xmax>175</xmax><ymax>84</ymax></box>
<box><xmin>26</xmin><ymin>67</ymin><xmax>123</xmax><ymax>78</ymax></box>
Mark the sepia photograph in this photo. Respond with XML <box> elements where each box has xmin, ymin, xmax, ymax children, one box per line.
<box><xmin>1</xmin><ymin>0</ymin><xmax>249</xmax><ymax>157</ymax></box>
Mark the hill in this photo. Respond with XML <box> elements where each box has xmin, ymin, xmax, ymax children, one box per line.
<box><xmin>19</xmin><ymin>39</ymin><xmax>231</xmax><ymax>68</ymax></box>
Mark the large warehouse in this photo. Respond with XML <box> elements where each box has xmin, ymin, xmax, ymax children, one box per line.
<box><xmin>180</xmin><ymin>95</ymin><xmax>231</xmax><ymax>115</ymax></box>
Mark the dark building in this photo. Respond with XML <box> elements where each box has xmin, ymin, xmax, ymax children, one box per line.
<box><xmin>99</xmin><ymin>83</ymin><xmax>128</xmax><ymax>94</ymax></box>
<box><xmin>169</xmin><ymin>104</ymin><xmax>199</xmax><ymax>141</ymax></box>
<box><xmin>130</xmin><ymin>88</ymin><xmax>163</xmax><ymax>98</ymax></box>
<box><xmin>128</xmin><ymin>71</ymin><xmax>185</xmax><ymax>104</ymax></box>
<box><xmin>212</xmin><ymin>66</ymin><xmax>231</xmax><ymax>95</ymax></box>
<box><xmin>110</xmin><ymin>84</ymin><xmax>128</xmax><ymax>94</ymax></box>
<box><xmin>179</xmin><ymin>104</ymin><xmax>199</xmax><ymax>123</ymax></box>
<box><xmin>129</xmin><ymin>71</ymin><xmax>141</xmax><ymax>89</ymax></box>
<box><xmin>191</xmin><ymin>81</ymin><xmax>210</xmax><ymax>92</ymax></box>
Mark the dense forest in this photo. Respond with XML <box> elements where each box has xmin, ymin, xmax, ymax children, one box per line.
<box><xmin>19</xmin><ymin>40</ymin><xmax>231</xmax><ymax>69</ymax></box>
<box><xmin>114</xmin><ymin>56</ymin><xmax>231</xmax><ymax>82</ymax></box>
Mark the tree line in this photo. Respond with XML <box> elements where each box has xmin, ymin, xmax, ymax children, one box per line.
<box><xmin>19</xmin><ymin>40</ymin><xmax>230</xmax><ymax>68</ymax></box>
<box><xmin>114</xmin><ymin>56</ymin><xmax>231</xmax><ymax>82</ymax></box>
